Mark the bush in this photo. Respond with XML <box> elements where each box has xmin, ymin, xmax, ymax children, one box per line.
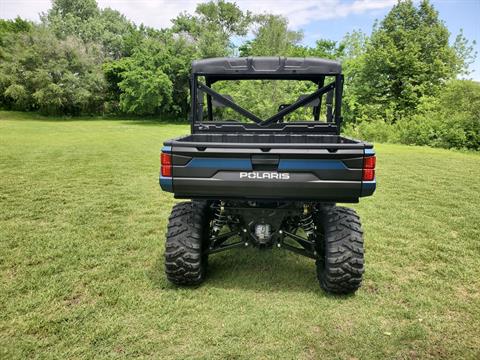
<box><xmin>4</xmin><ymin>84</ymin><xmax>30</xmax><ymax>110</ymax></box>
<box><xmin>395</xmin><ymin>114</ymin><xmax>439</xmax><ymax>146</ymax></box>
<box><xmin>345</xmin><ymin>80</ymin><xmax>480</xmax><ymax>150</ymax></box>
<box><xmin>343</xmin><ymin>119</ymin><xmax>397</xmax><ymax>143</ymax></box>
<box><xmin>0</xmin><ymin>29</ymin><xmax>106</xmax><ymax>115</ymax></box>
<box><xmin>119</xmin><ymin>68</ymin><xmax>172</xmax><ymax>115</ymax></box>
<box><xmin>401</xmin><ymin>80</ymin><xmax>480</xmax><ymax>150</ymax></box>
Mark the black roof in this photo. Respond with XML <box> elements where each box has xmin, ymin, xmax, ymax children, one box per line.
<box><xmin>191</xmin><ymin>57</ymin><xmax>341</xmax><ymax>76</ymax></box>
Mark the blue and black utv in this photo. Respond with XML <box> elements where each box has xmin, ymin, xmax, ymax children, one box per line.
<box><xmin>160</xmin><ymin>57</ymin><xmax>376</xmax><ymax>294</ymax></box>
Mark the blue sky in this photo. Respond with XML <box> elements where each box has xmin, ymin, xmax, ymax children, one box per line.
<box><xmin>300</xmin><ymin>0</ymin><xmax>480</xmax><ymax>79</ymax></box>
<box><xmin>1</xmin><ymin>0</ymin><xmax>479</xmax><ymax>79</ymax></box>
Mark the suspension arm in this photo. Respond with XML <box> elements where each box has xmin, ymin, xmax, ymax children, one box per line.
<box><xmin>206</xmin><ymin>240</ymin><xmax>246</xmax><ymax>255</ymax></box>
<box><xmin>280</xmin><ymin>242</ymin><xmax>317</xmax><ymax>259</ymax></box>
<box><xmin>211</xmin><ymin>230</ymin><xmax>241</xmax><ymax>247</ymax></box>
<box><xmin>282</xmin><ymin>230</ymin><xmax>316</xmax><ymax>251</ymax></box>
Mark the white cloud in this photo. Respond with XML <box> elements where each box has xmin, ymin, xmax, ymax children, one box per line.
<box><xmin>96</xmin><ymin>0</ymin><xmax>201</xmax><ymax>28</ymax></box>
<box><xmin>236</xmin><ymin>0</ymin><xmax>397</xmax><ymax>28</ymax></box>
<box><xmin>0</xmin><ymin>0</ymin><xmax>51</xmax><ymax>21</ymax></box>
<box><xmin>0</xmin><ymin>0</ymin><xmax>396</xmax><ymax>29</ymax></box>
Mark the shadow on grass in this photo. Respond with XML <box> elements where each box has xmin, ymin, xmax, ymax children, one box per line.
<box><xmin>147</xmin><ymin>248</ymin><xmax>350</xmax><ymax>297</ymax></box>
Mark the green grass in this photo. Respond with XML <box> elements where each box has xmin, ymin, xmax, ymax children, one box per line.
<box><xmin>1</xmin><ymin>111</ymin><xmax>479</xmax><ymax>359</ymax></box>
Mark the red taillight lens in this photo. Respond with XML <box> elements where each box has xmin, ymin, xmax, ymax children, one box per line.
<box><xmin>161</xmin><ymin>165</ymin><xmax>172</xmax><ymax>177</ymax></box>
<box><xmin>362</xmin><ymin>168</ymin><xmax>375</xmax><ymax>181</ymax></box>
<box><xmin>161</xmin><ymin>152</ymin><xmax>172</xmax><ymax>177</ymax></box>
<box><xmin>364</xmin><ymin>155</ymin><xmax>376</xmax><ymax>169</ymax></box>
<box><xmin>362</xmin><ymin>155</ymin><xmax>376</xmax><ymax>181</ymax></box>
<box><xmin>161</xmin><ymin>152</ymin><xmax>171</xmax><ymax>166</ymax></box>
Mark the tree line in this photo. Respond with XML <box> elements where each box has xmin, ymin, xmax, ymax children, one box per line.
<box><xmin>0</xmin><ymin>0</ymin><xmax>478</xmax><ymax>150</ymax></box>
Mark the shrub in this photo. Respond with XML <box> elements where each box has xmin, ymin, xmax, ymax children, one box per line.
<box><xmin>344</xmin><ymin>118</ymin><xmax>397</xmax><ymax>143</ymax></box>
<box><xmin>345</xmin><ymin>80</ymin><xmax>480</xmax><ymax>150</ymax></box>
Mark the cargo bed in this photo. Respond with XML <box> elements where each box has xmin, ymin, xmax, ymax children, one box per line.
<box><xmin>167</xmin><ymin>133</ymin><xmax>362</xmax><ymax>147</ymax></box>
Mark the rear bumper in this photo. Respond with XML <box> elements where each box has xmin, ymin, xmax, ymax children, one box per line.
<box><xmin>361</xmin><ymin>180</ymin><xmax>376</xmax><ymax>197</ymax></box>
<box><xmin>162</xmin><ymin>172</ymin><xmax>369</xmax><ymax>202</ymax></box>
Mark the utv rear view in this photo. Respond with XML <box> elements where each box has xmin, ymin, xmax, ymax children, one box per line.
<box><xmin>160</xmin><ymin>57</ymin><xmax>376</xmax><ymax>294</ymax></box>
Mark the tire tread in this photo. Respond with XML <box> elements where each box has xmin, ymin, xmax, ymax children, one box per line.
<box><xmin>164</xmin><ymin>201</ymin><xmax>208</xmax><ymax>285</ymax></box>
<box><xmin>316</xmin><ymin>206</ymin><xmax>365</xmax><ymax>294</ymax></box>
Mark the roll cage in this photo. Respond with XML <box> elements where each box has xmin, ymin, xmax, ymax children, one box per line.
<box><xmin>190</xmin><ymin>57</ymin><xmax>344</xmax><ymax>134</ymax></box>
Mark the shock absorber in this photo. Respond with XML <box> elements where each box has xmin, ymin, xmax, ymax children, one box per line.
<box><xmin>299</xmin><ymin>205</ymin><xmax>316</xmax><ymax>238</ymax></box>
<box><xmin>211</xmin><ymin>201</ymin><xmax>228</xmax><ymax>234</ymax></box>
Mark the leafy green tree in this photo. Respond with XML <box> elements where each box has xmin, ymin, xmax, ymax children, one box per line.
<box><xmin>397</xmin><ymin>80</ymin><xmax>480</xmax><ymax>149</ymax></box>
<box><xmin>172</xmin><ymin>0</ymin><xmax>252</xmax><ymax>57</ymax></box>
<box><xmin>345</xmin><ymin>79</ymin><xmax>480</xmax><ymax>150</ymax></box>
<box><xmin>102</xmin><ymin>60</ymin><xmax>128</xmax><ymax>112</ymax></box>
<box><xmin>43</xmin><ymin>0</ymin><xmax>138</xmax><ymax>59</ymax></box>
<box><xmin>48</xmin><ymin>0</ymin><xmax>99</xmax><ymax>20</ymax></box>
<box><xmin>97</xmin><ymin>8</ymin><xmax>139</xmax><ymax>59</ymax></box>
<box><xmin>118</xmin><ymin>65</ymin><xmax>172</xmax><ymax>115</ymax></box>
<box><xmin>104</xmin><ymin>32</ymin><xmax>196</xmax><ymax>116</ymax></box>
<box><xmin>357</xmin><ymin>0</ymin><xmax>471</xmax><ymax>120</ymax></box>
<box><xmin>288</xmin><ymin>39</ymin><xmax>345</xmax><ymax>59</ymax></box>
<box><xmin>0</xmin><ymin>17</ymin><xmax>32</xmax><ymax>57</ymax></box>
<box><xmin>453</xmin><ymin>29</ymin><xmax>477</xmax><ymax>77</ymax></box>
<box><xmin>0</xmin><ymin>19</ymin><xmax>32</xmax><ymax>108</ymax></box>
<box><xmin>0</xmin><ymin>17</ymin><xmax>32</xmax><ymax>38</ymax></box>
<box><xmin>337</xmin><ymin>30</ymin><xmax>368</xmax><ymax>124</ymax></box>
<box><xmin>437</xmin><ymin>80</ymin><xmax>480</xmax><ymax>149</ymax></box>
<box><xmin>0</xmin><ymin>27</ymin><xmax>105</xmax><ymax>114</ymax></box>
<box><xmin>241</xmin><ymin>15</ymin><xmax>302</xmax><ymax>56</ymax></box>
<box><xmin>42</xmin><ymin>0</ymin><xmax>99</xmax><ymax>40</ymax></box>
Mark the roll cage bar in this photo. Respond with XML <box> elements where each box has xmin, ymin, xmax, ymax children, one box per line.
<box><xmin>189</xmin><ymin>57</ymin><xmax>344</xmax><ymax>134</ymax></box>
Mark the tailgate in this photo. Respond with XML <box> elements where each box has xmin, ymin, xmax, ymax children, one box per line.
<box><xmin>161</xmin><ymin>143</ymin><xmax>374</xmax><ymax>202</ymax></box>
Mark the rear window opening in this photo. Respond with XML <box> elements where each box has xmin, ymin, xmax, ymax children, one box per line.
<box><xmin>196</xmin><ymin>78</ymin><xmax>338</xmax><ymax>123</ymax></box>
<box><xmin>194</xmin><ymin>74</ymin><xmax>342</xmax><ymax>130</ymax></box>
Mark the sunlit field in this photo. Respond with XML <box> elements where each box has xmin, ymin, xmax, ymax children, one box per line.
<box><xmin>1</xmin><ymin>111</ymin><xmax>479</xmax><ymax>359</ymax></box>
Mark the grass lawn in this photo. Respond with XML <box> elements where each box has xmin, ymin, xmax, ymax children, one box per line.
<box><xmin>0</xmin><ymin>111</ymin><xmax>479</xmax><ymax>359</ymax></box>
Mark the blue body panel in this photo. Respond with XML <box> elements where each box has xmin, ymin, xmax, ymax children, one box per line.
<box><xmin>361</xmin><ymin>181</ymin><xmax>376</xmax><ymax>196</ymax></box>
<box><xmin>160</xmin><ymin>176</ymin><xmax>173</xmax><ymax>192</ymax></box>
<box><xmin>186</xmin><ymin>158</ymin><xmax>252</xmax><ymax>170</ymax></box>
<box><xmin>278</xmin><ymin>159</ymin><xmax>346</xmax><ymax>171</ymax></box>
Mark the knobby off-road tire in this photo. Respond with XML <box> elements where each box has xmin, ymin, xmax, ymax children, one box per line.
<box><xmin>316</xmin><ymin>206</ymin><xmax>365</xmax><ymax>294</ymax></box>
<box><xmin>165</xmin><ymin>201</ymin><xmax>210</xmax><ymax>285</ymax></box>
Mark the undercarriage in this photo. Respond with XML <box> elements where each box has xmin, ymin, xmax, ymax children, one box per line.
<box><xmin>165</xmin><ymin>200</ymin><xmax>365</xmax><ymax>294</ymax></box>
<box><xmin>206</xmin><ymin>201</ymin><xmax>330</xmax><ymax>259</ymax></box>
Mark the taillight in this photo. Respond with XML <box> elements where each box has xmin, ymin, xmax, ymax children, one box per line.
<box><xmin>161</xmin><ymin>152</ymin><xmax>172</xmax><ymax>177</ymax></box>
<box><xmin>362</xmin><ymin>155</ymin><xmax>376</xmax><ymax>181</ymax></box>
